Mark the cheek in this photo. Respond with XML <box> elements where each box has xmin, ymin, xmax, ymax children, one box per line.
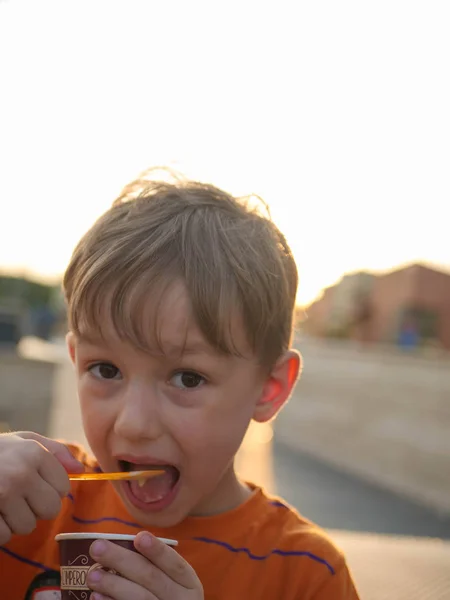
<box><xmin>172</xmin><ymin>392</ymin><xmax>255</xmax><ymax>458</ymax></box>
<box><xmin>79</xmin><ymin>403</ymin><xmax>115</xmax><ymax>469</ymax></box>
<box><xmin>78</xmin><ymin>382</ymin><xmax>116</xmax><ymax>445</ymax></box>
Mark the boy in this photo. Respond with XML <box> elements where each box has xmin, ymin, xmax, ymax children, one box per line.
<box><xmin>0</xmin><ymin>170</ymin><xmax>360</xmax><ymax>599</ymax></box>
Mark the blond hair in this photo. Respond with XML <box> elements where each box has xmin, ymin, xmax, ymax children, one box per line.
<box><xmin>63</xmin><ymin>170</ymin><xmax>298</xmax><ymax>369</ymax></box>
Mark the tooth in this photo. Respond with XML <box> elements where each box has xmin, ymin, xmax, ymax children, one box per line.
<box><xmin>138</xmin><ymin>478</ymin><xmax>147</xmax><ymax>487</ymax></box>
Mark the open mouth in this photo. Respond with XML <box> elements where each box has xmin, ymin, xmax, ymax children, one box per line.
<box><xmin>119</xmin><ymin>460</ymin><xmax>180</xmax><ymax>505</ymax></box>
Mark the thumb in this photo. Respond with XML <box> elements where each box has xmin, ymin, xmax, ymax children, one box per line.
<box><xmin>16</xmin><ymin>431</ymin><xmax>85</xmax><ymax>473</ymax></box>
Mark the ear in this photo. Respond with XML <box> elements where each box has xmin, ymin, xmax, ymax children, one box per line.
<box><xmin>253</xmin><ymin>350</ymin><xmax>301</xmax><ymax>423</ymax></box>
<box><xmin>66</xmin><ymin>331</ymin><xmax>76</xmax><ymax>364</ymax></box>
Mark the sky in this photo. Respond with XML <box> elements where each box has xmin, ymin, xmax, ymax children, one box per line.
<box><xmin>0</xmin><ymin>0</ymin><xmax>449</xmax><ymax>305</ymax></box>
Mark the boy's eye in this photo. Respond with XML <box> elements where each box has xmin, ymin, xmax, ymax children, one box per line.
<box><xmin>89</xmin><ymin>363</ymin><xmax>121</xmax><ymax>380</ymax></box>
<box><xmin>171</xmin><ymin>371</ymin><xmax>205</xmax><ymax>390</ymax></box>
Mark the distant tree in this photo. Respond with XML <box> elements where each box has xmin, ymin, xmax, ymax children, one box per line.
<box><xmin>0</xmin><ymin>275</ymin><xmax>57</xmax><ymax>310</ymax></box>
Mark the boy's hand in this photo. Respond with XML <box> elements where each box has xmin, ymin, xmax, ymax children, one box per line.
<box><xmin>87</xmin><ymin>531</ymin><xmax>204</xmax><ymax>599</ymax></box>
<box><xmin>0</xmin><ymin>432</ymin><xmax>84</xmax><ymax>544</ymax></box>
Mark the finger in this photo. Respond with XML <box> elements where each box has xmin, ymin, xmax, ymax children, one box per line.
<box><xmin>135</xmin><ymin>532</ymin><xmax>199</xmax><ymax>589</ymax></box>
<box><xmin>52</xmin><ymin>446</ymin><xmax>85</xmax><ymax>474</ymax></box>
<box><xmin>90</xmin><ymin>539</ymin><xmax>169</xmax><ymax>599</ymax></box>
<box><xmin>1</xmin><ymin>497</ymin><xmax>36</xmax><ymax>536</ymax></box>
<box><xmin>16</xmin><ymin>432</ymin><xmax>85</xmax><ymax>473</ymax></box>
<box><xmin>88</xmin><ymin>569</ymin><xmax>158</xmax><ymax>600</ymax></box>
<box><xmin>37</xmin><ymin>446</ymin><xmax>72</xmax><ymax>498</ymax></box>
<box><xmin>25</xmin><ymin>473</ymin><xmax>62</xmax><ymax>520</ymax></box>
<box><xmin>0</xmin><ymin>518</ymin><xmax>12</xmax><ymax>545</ymax></box>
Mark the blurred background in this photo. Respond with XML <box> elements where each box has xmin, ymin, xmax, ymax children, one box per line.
<box><xmin>1</xmin><ymin>1</ymin><xmax>449</xmax><ymax>598</ymax></box>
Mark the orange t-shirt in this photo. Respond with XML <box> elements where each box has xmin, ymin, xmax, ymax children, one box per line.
<box><xmin>1</xmin><ymin>444</ymin><xmax>360</xmax><ymax>599</ymax></box>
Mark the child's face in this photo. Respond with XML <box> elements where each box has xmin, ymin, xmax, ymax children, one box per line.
<box><xmin>68</xmin><ymin>283</ymin><xmax>290</xmax><ymax>526</ymax></box>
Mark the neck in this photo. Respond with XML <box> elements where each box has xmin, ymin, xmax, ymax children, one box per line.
<box><xmin>190</xmin><ymin>462</ymin><xmax>252</xmax><ymax>517</ymax></box>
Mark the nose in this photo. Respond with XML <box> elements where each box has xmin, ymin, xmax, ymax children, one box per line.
<box><xmin>113</xmin><ymin>381</ymin><xmax>163</xmax><ymax>441</ymax></box>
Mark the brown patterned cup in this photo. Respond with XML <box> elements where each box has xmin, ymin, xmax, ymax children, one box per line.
<box><xmin>55</xmin><ymin>532</ymin><xmax>178</xmax><ymax>599</ymax></box>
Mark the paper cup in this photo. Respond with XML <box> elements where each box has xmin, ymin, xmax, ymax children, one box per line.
<box><xmin>55</xmin><ymin>532</ymin><xmax>177</xmax><ymax>599</ymax></box>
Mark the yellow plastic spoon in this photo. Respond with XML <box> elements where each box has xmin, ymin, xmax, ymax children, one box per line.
<box><xmin>69</xmin><ymin>469</ymin><xmax>165</xmax><ymax>482</ymax></box>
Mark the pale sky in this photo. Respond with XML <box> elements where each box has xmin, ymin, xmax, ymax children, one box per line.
<box><xmin>0</xmin><ymin>0</ymin><xmax>449</xmax><ymax>305</ymax></box>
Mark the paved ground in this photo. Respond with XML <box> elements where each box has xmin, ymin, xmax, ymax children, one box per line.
<box><xmin>327</xmin><ymin>530</ymin><xmax>450</xmax><ymax>600</ymax></box>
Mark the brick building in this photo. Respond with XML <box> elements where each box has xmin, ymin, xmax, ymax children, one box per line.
<box><xmin>370</xmin><ymin>263</ymin><xmax>450</xmax><ymax>348</ymax></box>
<box><xmin>305</xmin><ymin>263</ymin><xmax>450</xmax><ymax>349</ymax></box>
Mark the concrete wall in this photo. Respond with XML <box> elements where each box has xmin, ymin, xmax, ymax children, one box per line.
<box><xmin>47</xmin><ymin>357</ymin><xmax>91</xmax><ymax>450</ymax></box>
<box><xmin>275</xmin><ymin>337</ymin><xmax>450</xmax><ymax>515</ymax></box>
<box><xmin>0</xmin><ymin>350</ymin><xmax>57</xmax><ymax>435</ymax></box>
